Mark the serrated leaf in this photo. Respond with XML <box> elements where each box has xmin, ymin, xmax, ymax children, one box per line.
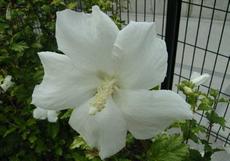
<box><xmin>147</xmin><ymin>134</ymin><xmax>189</xmax><ymax>161</ymax></box>
<box><xmin>206</xmin><ymin>111</ymin><xmax>225</xmax><ymax>128</ymax></box>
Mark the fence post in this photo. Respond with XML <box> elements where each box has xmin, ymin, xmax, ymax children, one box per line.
<box><xmin>161</xmin><ymin>0</ymin><xmax>182</xmax><ymax>89</ymax></box>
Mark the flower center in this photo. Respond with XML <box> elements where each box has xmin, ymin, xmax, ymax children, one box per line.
<box><xmin>89</xmin><ymin>77</ymin><xmax>118</xmax><ymax>115</ymax></box>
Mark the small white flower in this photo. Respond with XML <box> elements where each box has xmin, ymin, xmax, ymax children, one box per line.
<box><xmin>33</xmin><ymin>107</ymin><xmax>58</xmax><ymax>123</ymax></box>
<box><xmin>191</xmin><ymin>72</ymin><xmax>210</xmax><ymax>85</ymax></box>
<box><xmin>32</xmin><ymin>6</ymin><xmax>193</xmax><ymax>159</ymax></box>
<box><xmin>0</xmin><ymin>75</ymin><xmax>14</xmax><ymax>92</ymax></box>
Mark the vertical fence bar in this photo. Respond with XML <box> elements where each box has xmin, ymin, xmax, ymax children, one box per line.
<box><xmin>189</xmin><ymin>0</ymin><xmax>204</xmax><ymax>78</ymax></box>
<box><xmin>161</xmin><ymin>0</ymin><xmax>182</xmax><ymax>89</ymax></box>
<box><xmin>119</xmin><ymin>0</ymin><xmax>122</xmax><ymax>20</ymax></box>
<box><xmin>127</xmin><ymin>0</ymin><xmax>129</xmax><ymax>23</ymax></box>
<box><xmin>177</xmin><ymin>0</ymin><xmax>192</xmax><ymax>92</ymax></box>
<box><xmin>135</xmin><ymin>0</ymin><xmax>137</xmax><ymax>21</ymax></box>
<box><xmin>111</xmin><ymin>0</ymin><xmax>114</xmax><ymax>14</ymax></box>
<box><xmin>161</xmin><ymin>0</ymin><xmax>166</xmax><ymax>39</ymax></box>
<box><xmin>144</xmin><ymin>0</ymin><xmax>146</xmax><ymax>21</ymax></box>
<box><xmin>153</xmin><ymin>0</ymin><xmax>156</xmax><ymax>21</ymax></box>
<box><xmin>79</xmin><ymin>0</ymin><xmax>82</xmax><ymax>11</ymax></box>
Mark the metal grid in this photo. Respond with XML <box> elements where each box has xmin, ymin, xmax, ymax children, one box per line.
<box><xmin>115</xmin><ymin>0</ymin><xmax>167</xmax><ymax>37</ymax></box>
<box><xmin>174</xmin><ymin>0</ymin><xmax>230</xmax><ymax>145</ymax></box>
<box><xmin>115</xmin><ymin>0</ymin><xmax>230</xmax><ymax>145</ymax></box>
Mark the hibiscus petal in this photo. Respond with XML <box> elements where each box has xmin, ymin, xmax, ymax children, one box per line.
<box><xmin>113</xmin><ymin>21</ymin><xmax>167</xmax><ymax>89</ymax></box>
<box><xmin>32</xmin><ymin>52</ymin><xmax>100</xmax><ymax>110</ymax></box>
<box><xmin>115</xmin><ymin>89</ymin><xmax>192</xmax><ymax>139</ymax></box>
<box><xmin>33</xmin><ymin>107</ymin><xmax>47</xmax><ymax>120</ymax></box>
<box><xmin>56</xmin><ymin>6</ymin><xmax>119</xmax><ymax>73</ymax></box>
<box><xmin>69</xmin><ymin>98</ymin><xmax>127</xmax><ymax>159</ymax></box>
<box><xmin>47</xmin><ymin>110</ymin><xmax>58</xmax><ymax>122</ymax></box>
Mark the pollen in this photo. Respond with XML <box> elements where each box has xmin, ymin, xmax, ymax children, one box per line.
<box><xmin>89</xmin><ymin>78</ymin><xmax>118</xmax><ymax>115</ymax></box>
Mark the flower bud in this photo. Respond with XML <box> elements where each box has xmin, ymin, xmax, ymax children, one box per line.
<box><xmin>183</xmin><ymin>86</ymin><xmax>193</xmax><ymax>94</ymax></box>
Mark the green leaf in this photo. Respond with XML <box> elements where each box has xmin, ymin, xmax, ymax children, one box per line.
<box><xmin>209</xmin><ymin>89</ymin><xmax>218</xmax><ymax>98</ymax></box>
<box><xmin>60</xmin><ymin>109</ymin><xmax>73</xmax><ymax>119</ymax></box>
<box><xmin>70</xmin><ymin>136</ymin><xmax>89</xmax><ymax>150</ymax></box>
<box><xmin>35</xmin><ymin>140</ymin><xmax>46</xmax><ymax>153</ymax></box>
<box><xmin>3</xmin><ymin>127</ymin><xmax>17</xmax><ymax>137</ymax></box>
<box><xmin>150</xmin><ymin>85</ymin><xmax>160</xmax><ymax>90</ymax></box>
<box><xmin>28</xmin><ymin>135</ymin><xmax>37</xmax><ymax>144</ymax></box>
<box><xmin>184</xmin><ymin>149</ymin><xmax>203</xmax><ymax>161</ymax></box>
<box><xmin>147</xmin><ymin>134</ymin><xmax>189</xmax><ymax>161</ymax></box>
<box><xmin>66</xmin><ymin>2</ymin><xmax>77</xmax><ymax>9</ymax></box>
<box><xmin>31</xmin><ymin>42</ymin><xmax>42</xmax><ymax>49</ymax></box>
<box><xmin>51</xmin><ymin>0</ymin><xmax>65</xmax><ymax>6</ymax></box>
<box><xmin>55</xmin><ymin>147</ymin><xmax>63</xmax><ymax>156</ymax></box>
<box><xmin>198</xmin><ymin>97</ymin><xmax>212</xmax><ymax>111</ymax></box>
<box><xmin>47</xmin><ymin>123</ymin><xmax>59</xmax><ymax>139</ymax></box>
<box><xmin>206</xmin><ymin>111</ymin><xmax>225</xmax><ymax>128</ymax></box>
<box><xmin>0</xmin><ymin>55</ymin><xmax>10</xmax><ymax>62</ymax></box>
<box><xmin>178</xmin><ymin>120</ymin><xmax>205</xmax><ymax>142</ymax></box>
<box><xmin>10</xmin><ymin>41</ymin><xmax>28</xmax><ymax>52</ymax></box>
<box><xmin>219</xmin><ymin>97</ymin><xmax>229</xmax><ymax>103</ymax></box>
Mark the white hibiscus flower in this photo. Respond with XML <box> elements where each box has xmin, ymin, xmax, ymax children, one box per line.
<box><xmin>32</xmin><ymin>6</ymin><xmax>193</xmax><ymax>159</ymax></box>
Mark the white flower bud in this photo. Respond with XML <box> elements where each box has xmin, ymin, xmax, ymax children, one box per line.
<box><xmin>183</xmin><ymin>86</ymin><xmax>193</xmax><ymax>94</ymax></box>
<box><xmin>191</xmin><ymin>72</ymin><xmax>210</xmax><ymax>85</ymax></box>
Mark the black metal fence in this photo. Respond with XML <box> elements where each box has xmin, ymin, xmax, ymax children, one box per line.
<box><xmin>114</xmin><ymin>0</ymin><xmax>230</xmax><ymax>145</ymax></box>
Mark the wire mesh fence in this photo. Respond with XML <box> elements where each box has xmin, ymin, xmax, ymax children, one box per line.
<box><xmin>175</xmin><ymin>0</ymin><xmax>230</xmax><ymax>145</ymax></box>
<box><xmin>113</xmin><ymin>0</ymin><xmax>230</xmax><ymax>145</ymax></box>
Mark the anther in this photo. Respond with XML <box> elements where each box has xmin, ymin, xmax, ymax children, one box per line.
<box><xmin>89</xmin><ymin>78</ymin><xmax>117</xmax><ymax>115</ymax></box>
